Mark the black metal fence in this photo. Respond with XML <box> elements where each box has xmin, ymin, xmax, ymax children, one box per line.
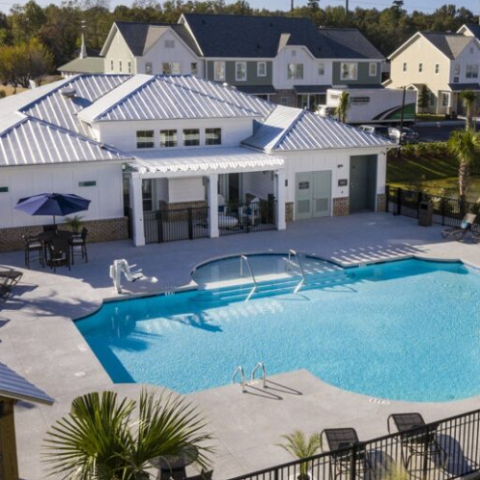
<box><xmin>143</xmin><ymin>200</ymin><xmax>276</xmax><ymax>244</ymax></box>
<box><xmin>227</xmin><ymin>409</ymin><xmax>480</xmax><ymax>480</ymax></box>
<box><xmin>386</xmin><ymin>186</ymin><xmax>479</xmax><ymax>228</ymax></box>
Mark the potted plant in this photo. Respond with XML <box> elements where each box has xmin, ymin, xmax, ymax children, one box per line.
<box><xmin>278</xmin><ymin>430</ymin><xmax>322</xmax><ymax>480</ymax></box>
<box><xmin>64</xmin><ymin>215</ymin><xmax>83</xmax><ymax>234</ymax></box>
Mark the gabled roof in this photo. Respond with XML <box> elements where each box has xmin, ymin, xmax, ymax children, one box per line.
<box><xmin>101</xmin><ymin>21</ymin><xmax>201</xmax><ymax>57</ymax></box>
<box><xmin>457</xmin><ymin>24</ymin><xmax>480</xmax><ymax>39</ymax></box>
<box><xmin>181</xmin><ymin>13</ymin><xmax>335</xmax><ymax>59</ymax></box>
<box><xmin>422</xmin><ymin>32</ymin><xmax>472</xmax><ymax>59</ymax></box>
<box><xmin>78</xmin><ymin>74</ymin><xmax>274</xmax><ymax>122</ymax></box>
<box><xmin>0</xmin><ymin>115</ymin><xmax>128</xmax><ymax>167</ymax></box>
<box><xmin>0</xmin><ymin>362</ymin><xmax>54</xmax><ymax>405</ymax></box>
<box><xmin>317</xmin><ymin>27</ymin><xmax>384</xmax><ymax>60</ymax></box>
<box><xmin>242</xmin><ymin>106</ymin><xmax>395</xmax><ymax>152</ymax></box>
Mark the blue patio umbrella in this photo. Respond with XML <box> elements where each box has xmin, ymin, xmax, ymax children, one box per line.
<box><xmin>15</xmin><ymin>193</ymin><xmax>91</xmax><ymax>224</ymax></box>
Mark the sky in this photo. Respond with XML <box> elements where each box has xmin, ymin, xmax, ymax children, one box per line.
<box><xmin>0</xmin><ymin>0</ymin><xmax>478</xmax><ymax>15</ymax></box>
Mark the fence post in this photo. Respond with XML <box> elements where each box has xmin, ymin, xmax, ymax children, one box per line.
<box><xmin>397</xmin><ymin>188</ymin><xmax>402</xmax><ymax>216</ymax></box>
<box><xmin>417</xmin><ymin>191</ymin><xmax>423</xmax><ymax>219</ymax></box>
<box><xmin>386</xmin><ymin>185</ymin><xmax>390</xmax><ymax>213</ymax></box>
<box><xmin>441</xmin><ymin>198</ymin><xmax>446</xmax><ymax>226</ymax></box>
<box><xmin>157</xmin><ymin>210</ymin><xmax>164</xmax><ymax>243</ymax></box>
<box><xmin>188</xmin><ymin>208</ymin><xmax>193</xmax><ymax>240</ymax></box>
<box><xmin>350</xmin><ymin>443</ymin><xmax>357</xmax><ymax>480</ymax></box>
<box><xmin>422</xmin><ymin>427</ymin><xmax>430</xmax><ymax>480</ymax></box>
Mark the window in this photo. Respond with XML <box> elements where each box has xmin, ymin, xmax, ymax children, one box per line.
<box><xmin>183</xmin><ymin>129</ymin><xmax>200</xmax><ymax>146</ymax></box>
<box><xmin>0</xmin><ymin>186</ymin><xmax>8</xmax><ymax>193</ymax></box>
<box><xmin>318</xmin><ymin>63</ymin><xmax>325</xmax><ymax>76</ymax></box>
<box><xmin>441</xmin><ymin>92</ymin><xmax>450</xmax><ymax>107</ymax></box>
<box><xmin>467</xmin><ymin>64</ymin><xmax>479</xmax><ymax>78</ymax></box>
<box><xmin>110</xmin><ymin>60</ymin><xmax>114</xmax><ymax>71</ymax></box>
<box><xmin>280</xmin><ymin>97</ymin><xmax>289</xmax><ymax>106</ymax></box>
<box><xmin>162</xmin><ymin>62</ymin><xmax>180</xmax><ymax>75</ymax></box>
<box><xmin>78</xmin><ymin>181</ymin><xmax>96</xmax><ymax>187</ymax></box>
<box><xmin>214</xmin><ymin>61</ymin><xmax>225</xmax><ymax>81</ymax></box>
<box><xmin>403</xmin><ymin>62</ymin><xmax>407</xmax><ymax>72</ymax></box>
<box><xmin>235</xmin><ymin>62</ymin><xmax>247</xmax><ymax>81</ymax></box>
<box><xmin>119</xmin><ymin>61</ymin><xmax>122</xmax><ymax>73</ymax></box>
<box><xmin>142</xmin><ymin>179</ymin><xmax>153</xmax><ymax>212</ymax></box>
<box><xmin>205</xmin><ymin>128</ymin><xmax>221</xmax><ymax>146</ymax></box>
<box><xmin>145</xmin><ymin>62</ymin><xmax>152</xmax><ymax>74</ymax></box>
<box><xmin>191</xmin><ymin>62</ymin><xmax>198</xmax><ymax>75</ymax></box>
<box><xmin>128</xmin><ymin>61</ymin><xmax>132</xmax><ymax>74</ymax></box>
<box><xmin>160</xmin><ymin>130</ymin><xmax>177</xmax><ymax>148</ymax></box>
<box><xmin>340</xmin><ymin>62</ymin><xmax>357</xmax><ymax>81</ymax></box>
<box><xmin>258</xmin><ymin>62</ymin><xmax>267</xmax><ymax>77</ymax></box>
<box><xmin>287</xmin><ymin>63</ymin><xmax>304</xmax><ymax>80</ymax></box>
<box><xmin>435</xmin><ymin>64</ymin><xmax>439</xmax><ymax>74</ymax></box>
<box><xmin>165</xmin><ymin>39</ymin><xmax>175</xmax><ymax>48</ymax></box>
<box><xmin>418</xmin><ymin>63</ymin><xmax>423</xmax><ymax>73</ymax></box>
<box><xmin>369</xmin><ymin>62</ymin><xmax>377</xmax><ymax>77</ymax></box>
<box><xmin>136</xmin><ymin>130</ymin><xmax>154</xmax><ymax>149</ymax></box>
<box><xmin>454</xmin><ymin>64</ymin><xmax>461</xmax><ymax>76</ymax></box>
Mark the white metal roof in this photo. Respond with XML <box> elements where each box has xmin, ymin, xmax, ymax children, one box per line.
<box><xmin>0</xmin><ymin>362</ymin><xmax>54</xmax><ymax>405</ymax></box>
<box><xmin>0</xmin><ymin>116</ymin><xmax>128</xmax><ymax>167</ymax></box>
<box><xmin>129</xmin><ymin>147</ymin><xmax>284</xmax><ymax>176</ymax></box>
<box><xmin>78</xmin><ymin>75</ymin><xmax>274</xmax><ymax>123</ymax></box>
<box><xmin>243</xmin><ymin>106</ymin><xmax>395</xmax><ymax>152</ymax></box>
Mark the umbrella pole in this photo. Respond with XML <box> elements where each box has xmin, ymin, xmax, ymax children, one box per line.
<box><xmin>53</xmin><ymin>215</ymin><xmax>56</xmax><ymax>225</ymax></box>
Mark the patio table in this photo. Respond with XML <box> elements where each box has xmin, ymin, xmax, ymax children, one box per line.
<box><xmin>150</xmin><ymin>445</ymin><xmax>199</xmax><ymax>480</ymax></box>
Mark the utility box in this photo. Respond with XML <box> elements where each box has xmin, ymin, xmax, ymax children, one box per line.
<box><xmin>418</xmin><ymin>201</ymin><xmax>433</xmax><ymax>226</ymax></box>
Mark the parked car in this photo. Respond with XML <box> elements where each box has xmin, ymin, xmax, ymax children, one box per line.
<box><xmin>316</xmin><ymin>106</ymin><xmax>337</xmax><ymax>118</ymax></box>
<box><xmin>358</xmin><ymin>124</ymin><xmax>391</xmax><ymax>138</ymax></box>
<box><xmin>388</xmin><ymin>126</ymin><xmax>419</xmax><ymax>144</ymax></box>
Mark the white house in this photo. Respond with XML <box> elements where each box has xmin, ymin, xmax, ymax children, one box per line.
<box><xmin>0</xmin><ymin>74</ymin><xmax>393</xmax><ymax>252</ymax></box>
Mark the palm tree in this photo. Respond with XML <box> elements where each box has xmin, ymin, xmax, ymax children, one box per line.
<box><xmin>43</xmin><ymin>390</ymin><xmax>212</xmax><ymax>479</ymax></box>
<box><xmin>447</xmin><ymin>129</ymin><xmax>480</xmax><ymax>204</ymax></box>
<box><xmin>460</xmin><ymin>90</ymin><xmax>476</xmax><ymax>131</ymax></box>
<box><xmin>278</xmin><ymin>430</ymin><xmax>322</xmax><ymax>480</ymax></box>
<box><xmin>335</xmin><ymin>92</ymin><xmax>350</xmax><ymax>123</ymax></box>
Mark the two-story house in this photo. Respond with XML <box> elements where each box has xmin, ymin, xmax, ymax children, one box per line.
<box><xmin>387</xmin><ymin>29</ymin><xmax>480</xmax><ymax>115</ymax></box>
<box><xmin>0</xmin><ymin>74</ymin><xmax>392</xmax><ymax>252</ymax></box>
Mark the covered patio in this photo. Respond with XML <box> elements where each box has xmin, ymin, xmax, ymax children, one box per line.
<box><xmin>127</xmin><ymin>147</ymin><xmax>286</xmax><ymax>246</ymax></box>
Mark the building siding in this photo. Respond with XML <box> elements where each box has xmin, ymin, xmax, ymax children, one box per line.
<box><xmin>206</xmin><ymin>60</ymin><xmax>273</xmax><ymax>86</ymax></box>
<box><xmin>332</xmin><ymin>61</ymin><xmax>382</xmax><ymax>85</ymax></box>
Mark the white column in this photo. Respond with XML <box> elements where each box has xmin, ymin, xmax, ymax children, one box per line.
<box><xmin>275</xmin><ymin>169</ymin><xmax>286</xmax><ymax>231</ymax></box>
<box><xmin>129</xmin><ymin>173</ymin><xmax>145</xmax><ymax>247</ymax></box>
<box><xmin>207</xmin><ymin>174</ymin><xmax>219</xmax><ymax>238</ymax></box>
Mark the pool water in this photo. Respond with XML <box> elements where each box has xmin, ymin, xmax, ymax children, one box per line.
<box><xmin>76</xmin><ymin>258</ymin><xmax>480</xmax><ymax>402</ymax></box>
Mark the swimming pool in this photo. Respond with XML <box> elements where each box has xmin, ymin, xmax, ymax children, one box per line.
<box><xmin>76</xmin><ymin>257</ymin><xmax>480</xmax><ymax>402</ymax></box>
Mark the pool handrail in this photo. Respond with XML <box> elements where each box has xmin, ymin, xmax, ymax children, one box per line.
<box><xmin>288</xmin><ymin>249</ymin><xmax>306</xmax><ymax>293</ymax></box>
<box><xmin>240</xmin><ymin>255</ymin><xmax>257</xmax><ymax>301</ymax></box>
<box><xmin>251</xmin><ymin>362</ymin><xmax>267</xmax><ymax>388</ymax></box>
<box><xmin>232</xmin><ymin>366</ymin><xmax>247</xmax><ymax>392</ymax></box>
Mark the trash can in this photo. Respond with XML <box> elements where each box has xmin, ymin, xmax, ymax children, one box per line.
<box><xmin>418</xmin><ymin>201</ymin><xmax>433</xmax><ymax>226</ymax></box>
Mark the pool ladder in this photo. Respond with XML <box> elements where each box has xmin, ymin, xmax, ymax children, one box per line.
<box><xmin>239</xmin><ymin>255</ymin><xmax>257</xmax><ymax>301</ymax></box>
<box><xmin>232</xmin><ymin>362</ymin><xmax>267</xmax><ymax>392</ymax></box>
<box><xmin>285</xmin><ymin>249</ymin><xmax>307</xmax><ymax>293</ymax></box>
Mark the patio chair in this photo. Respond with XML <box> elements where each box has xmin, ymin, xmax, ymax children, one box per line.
<box><xmin>45</xmin><ymin>238</ymin><xmax>71</xmax><ymax>272</ymax></box>
<box><xmin>43</xmin><ymin>224</ymin><xmax>58</xmax><ymax>234</ymax></box>
<box><xmin>22</xmin><ymin>234</ymin><xmax>44</xmax><ymax>269</ymax></box>
<box><xmin>387</xmin><ymin>413</ymin><xmax>448</xmax><ymax>472</ymax></box>
<box><xmin>321</xmin><ymin>428</ymin><xmax>371</xmax><ymax>480</ymax></box>
<box><xmin>0</xmin><ymin>266</ymin><xmax>23</xmax><ymax>299</ymax></box>
<box><xmin>69</xmin><ymin>227</ymin><xmax>88</xmax><ymax>264</ymax></box>
<box><xmin>441</xmin><ymin>214</ymin><xmax>477</xmax><ymax>242</ymax></box>
<box><xmin>239</xmin><ymin>197</ymin><xmax>261</xmax><ymax>226</ymax></box>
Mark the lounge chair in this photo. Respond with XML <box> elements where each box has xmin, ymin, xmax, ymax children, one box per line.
<box><xmin>441</xmin><ymin>214</ymin><xmax>478</xmax><ymax>242</ymax></box>
<box><xmin>387</xmin><ymin>413</ymin><xmax>447</xmax><ymax>471</ymax></box>
<box><xmin>321</xmin><ymin>428</ymin><xmax>371</xmax><ymax>480</ymax></box>
<box><xmin>0</xmin><ymin>266</ymin><xmax>23</xmax><ymax>298</ymax></box>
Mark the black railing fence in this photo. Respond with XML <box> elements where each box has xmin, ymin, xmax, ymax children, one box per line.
<box><xmin>386</xmin><ymin>186</ymin><xmax>479</xmax><ymax>228</ymax></box>
<box><xmin>227</xmin><ymin>409</ymin><xmax>480</xmax><ymax>480</ymax></box>
<box><xmin>143</xmin><ymin>200</ymin><xmax>276</xmax><ymax>244</ymax></box>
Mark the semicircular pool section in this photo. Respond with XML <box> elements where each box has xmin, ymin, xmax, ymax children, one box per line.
<box><xmin>76</xmin><ymin>257</ymin><xmax>480</xmax><ymax>402</ymax></box>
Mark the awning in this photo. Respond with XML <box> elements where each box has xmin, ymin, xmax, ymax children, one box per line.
<box><xmin>448</xmin><ymin>83</ymin><xmax>480</xmax><ymax>92</ymax></box>
<box><xmin>235</xmin><ymin>85</ymin><xmax>276</xmax><ymax>95</ymax></box>
<box><xmin>294</xmin><ymin>85</ymin><xmax>331</xmax><ymax>94</ymax></box>
<box><xmin>129</xmin><ymin>147</ymin><xmax>284</xmax><ymax>177</ymax></box>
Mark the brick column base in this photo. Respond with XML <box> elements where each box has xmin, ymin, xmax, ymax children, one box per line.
<box><xmin>285</xmin><ymin>202</ymin><xmax>294</xmax><ymax>222</ymax></box>
<box><xmin>376</xmin><ymin>194</ymin><xmax>387</xmax><ymax>212</ymax></box>
<box><xmin>0</xmin><ymin>217</ymin><xmax>129</xmax><ymax>252</ymax></box>
<box><xmin>333</xmin><ymin>197</ymin><xmax>350</xmax><ymax>216</ymax></box>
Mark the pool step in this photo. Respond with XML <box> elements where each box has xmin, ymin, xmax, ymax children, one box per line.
<box><xmin>193</xmin><ymin>271</ymin><xmax>352</xmax><ymax>305</ymax></box>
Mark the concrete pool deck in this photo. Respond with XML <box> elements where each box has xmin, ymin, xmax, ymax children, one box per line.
<box><xmin>2</xmin><ymin>212</ymin><xmax>480</xmax><ymax>480</ymax></box>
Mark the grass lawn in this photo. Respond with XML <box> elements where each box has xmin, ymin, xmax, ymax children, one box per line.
<box><xmin>387</xmin><ymin>152</ymin><xmax>480</xmax><ymax>202</ymax></box>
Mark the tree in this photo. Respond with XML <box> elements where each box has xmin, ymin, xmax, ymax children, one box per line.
<box><xmin>460</xmin><ymin>90</ymin><xmax>476</xmax><ymax>131</ymax></box>
<box><xmin>447</xmin><ymin>129</ymin><xmax>480</xmax><ymax>203</ymax></box>
<box><xmin>335</xmin><ymin>91</ymin><xmax>350</xmax><ymax>123</ymax></box>
<box><xmin>308</xmin><ymin>0</ymin><xmax>320</xmax><ymax>14</ymax></box>
<box><xmin>8</xmin><ymin>0</ymin><xmax>46</xmax><ymax>43</ymax></box>
<box><xmin>0</xmin><ymin>39</ymin><xmax>53</xmax><ymax>87</ymax></box>
<box><xmin>44</xmin><ymin>390</ymin><xmax>212</xmax><ymax>479</ymax></box>
<box><xmin>417</xmin><ymin>85</ymin><xmax>429</xmax><ymax>113</ymax></box>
